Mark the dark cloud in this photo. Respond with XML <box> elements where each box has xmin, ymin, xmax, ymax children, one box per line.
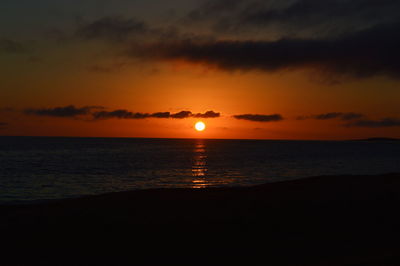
<box><xmin>313</xmin><ymin>112</ymin><xmax>344</xmax><ymax>120</ymax></box>
<box><xmin>345</xmin><ymin>118</ymin><xmax>400</xmax><ymax>128</ymax></box>
<box><xmin>186</xmin><ymin>0</ymin><xmax>244</xmax><ymax>21</ymax></box>
<box><xmin>73</xmin><ymin>2</ymin><xmax>400</xmax><ymax>80</ymax></box>
<box><xmin>192</xmin><ymin>111</ymin><xmax>221</xmax><ymax>118</ymax></box>
<box><xmin>242</xmin><ymin>0</ymin><xmax>399</xmax><ymax>27</ymax></box>
<box><xmin>0</xmin><ymin>39</ymin><xmax>28</xmax><ymax>54</ymax></box>
<box><xmin>24</xmin><ymin>105</ymin><xmax>103</xmax><ymax>118</ymax></box>
<box><xmin>76</xmin><ymin>16</ymin><xmax>149</xmax><ymax>42</ymax></box>
<box><xmin>233</xmin><ymin>114</ymin><xmax>283</xmax><ymax>122</ymax></box>
<box><xmin>298</xmin><ymin>112</ymin><xmax>365</xmax><ymax>121</ymax></box>
<box><xmin>93</xmin><ymin>110</ymin><xmax>150</xmax><ymax>120</ymax></box>
<box><xmin>76</xmin><ymin>16</ymin><xmax>205</xmax><ymax>46</ymax></box>
<box><xmin>340</xmin><ymin>113</ymin><xmax>366</xmax><ymax>121</ymax></box>
<box><xmin>170</xmin><ymin>111</ymin><xmax>192</xmax><ymax>119</ymax></box>
<box><xmin>186</xmin><ymin>0</ymin><xmax>400</xmax><ymax>38</ymax></box>
<box><xmin>23</xmin><ymin>106</ymin><xmax>221</xmax><ymax>121</ymax></box>
<box><xmin>130</xmin><ymin>21</ymin><xmax>400</xmax><ymax>79</ymax></box>
<box><xmin>92</xmin><ymin>110</ymin><xmax>220</xmax><ymax>120</ymax></box>
<box><xmin>313</xmin><ymin>112</ymin><xmax>365</xmax><ymax>121</ymax></box>
<box><xmin>151</xmin><ymin>112</ymin><xmax>171</xmax><ymax>118</ymax></box>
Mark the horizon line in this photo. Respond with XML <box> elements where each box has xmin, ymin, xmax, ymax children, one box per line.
<box><xmin>0</xmin><ymin>135</ymin><xmax>398</xmax><ymax>142</ymax></box>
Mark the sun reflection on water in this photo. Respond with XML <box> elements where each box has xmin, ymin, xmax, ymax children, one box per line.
<box><xmin>192</xmin><ymin>140</ymin><xmax>208</xmax><ymax>188</ymax></box>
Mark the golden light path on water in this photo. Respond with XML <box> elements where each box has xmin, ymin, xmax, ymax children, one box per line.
<box><xmin>191</xmin><ymin>139</ymin><xmax>245</xmax><ymax>188</ymax></box>
<box><xmin>192</xmin><ymin>139</ymin><xmax>208</xmax><ymax>188</ymax></box>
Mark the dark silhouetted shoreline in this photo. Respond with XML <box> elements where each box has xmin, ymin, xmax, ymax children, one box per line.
<box><xmin>352</xmin><ymin>137</ymin><xmax>400</xmax><ymax>142</ymax></box>
<box><xmin>2</xmin><ymin>173</ymin><xmax>400</xmax><ymax>265</ymax></box>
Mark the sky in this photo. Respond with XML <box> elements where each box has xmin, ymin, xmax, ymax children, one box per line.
<box><xmin>1</xmin><ymin>0</ymin><xmax>400</xmax><ymax>139</ymax></box>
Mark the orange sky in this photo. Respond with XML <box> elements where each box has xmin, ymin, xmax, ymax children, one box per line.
<box><xmin>1</xmin><ymin>59</ymin><xmax>400</xmax><ymax>139</ymax></box>
<box><xmin>1</xmin><ymin>0</ymin><xmax>400</xmax><ymax>139</ymax></box>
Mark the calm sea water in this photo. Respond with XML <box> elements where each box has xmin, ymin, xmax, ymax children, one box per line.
<box><xmin>0</xmin><ymin>136</ymin><xmax>399</xmax><ymax>203</ymax></box>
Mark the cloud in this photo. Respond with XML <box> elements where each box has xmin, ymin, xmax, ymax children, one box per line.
<box><xmin>186</xmin><ymin>0</ymin><xmax>400</xmax><ymax>38</ymax></box>
<box><xmin>170</xmin><ymin>111</ymin><xmax>192</xmax><ymax>119</ymax></box>
<box><xmin>75</xmin><ymin>16</ymin><xmax>183</xmax><ymax>45</ymax></box>
<box><xmin>76</xmin><ymin>16</ymin><xmax>149</xmax><ymax>42</ymax></box>
<box><xmin>310</xmin><ymin>112</ymin><xmax>365</xmax><ymax>121</ymax></box>
<box><xmin>186</xmin><ymin>0</ymin><xmax>244</xmax><ymax>21</ymax></box>
<box><xmin>92</xmin><ymin>110</ymin><xmax>220</xmax><ymax>120</ymax></box>
<box><xmin>68</xmin><ymin>2</ymin><xmax>400</xmax><ymax>80</ymax></box>
<box><xmin>297</xmin><ymin>112</ymin><xmax>365</xmax><ymax>121</ymax></box>
<box><xmin>129</xmin><ymin>21</ymin><xmax>400</xmax><ymax>79</ymax></box>
<box><xmin>192</xmin><ymin>111</ymin><xmax>221</xmax><ymax>118</ymax></box>
<box><xmin>233</xmin><ymin>114</ymin><xmax>283</xmax><ymax>122</ymax></box>
<box><xmin>313</xmin><ymin>112</ymin><xmax>344</xmax><ymax>120</ymax></box>
<box><xmin>345</xmin><ymin>118</ymin><xmax>400</xmax><ymax>128</ymax></box>
<box><xmin>24</xmin><ymin>105</ymin><xmax>103</xmax><ymax>118</ymax></box>
<box><xmin>73</xmin><ymin>3</ymin><xmax>400</xmax><ymax>80</ymax></box>
<box><xmin>92</xmin><ymin>110</ymin><xmax>150</xmax><ymax>119</ymax></box>
<box><xmin>23</xmin><ymin>105</ymin><xmax>221</xmax><ymax>121</ymax></box>
<box><xmin>0</xmin><ymin>39</ymin><xmax>28</xmax><ymax>54</ymax></box>
<box><xmin>151</xmin><ymin>112</ymin><xmax>171</xmax><ymax>118</ymax></box>
<box><xmin>340</xmin><ymin>113</ymin><xmax>366</xmax><ymax>121</ymax></box>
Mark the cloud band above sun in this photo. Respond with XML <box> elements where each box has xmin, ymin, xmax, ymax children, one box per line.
<box><xmin>13</xmin><ymin>105</ymin><xmax>400</xmax><ymax>129</ymax></box>
<box><xmin>23</xmin><ymin>106</ymin><xmax>221</xmax><ymax>120</ymax></box>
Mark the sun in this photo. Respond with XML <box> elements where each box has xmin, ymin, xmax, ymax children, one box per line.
<box><xmin>195</xmin><ymin>121</ymin><xmax>206</xmax><ymax>132</ymax></box>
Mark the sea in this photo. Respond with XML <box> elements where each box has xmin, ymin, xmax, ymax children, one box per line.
<box><xmin>0</xmin><ymin>136</ymin><xmax>399</xmax><ymax>203</ymax></box>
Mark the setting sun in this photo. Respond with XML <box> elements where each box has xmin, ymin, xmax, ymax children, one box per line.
<box><xmin>195</xmin><ymin>121</ymin><xmax>206</xmax><ymax>132</ymax></box>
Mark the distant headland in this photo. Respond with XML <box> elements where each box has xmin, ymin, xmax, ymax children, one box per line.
<box><xmin>353</xmin><ymin>137</ymin><xmax>400</xmax><ymax>141</ymax></box>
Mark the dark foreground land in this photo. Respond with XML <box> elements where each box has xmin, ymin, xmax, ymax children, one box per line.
<box><xmin>2</xmin><ymin>174</ymin><xmax>400</xmax><ymax>266</ymax></box>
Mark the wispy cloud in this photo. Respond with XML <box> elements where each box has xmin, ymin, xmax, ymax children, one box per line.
<box><xmin>75</xmin><ymin>16</ymin><xmax>182</xmax><ymax>45</ymax></box>
<box><xmin>185</xmin><ymin>0</ymin><xmax>400</xmax><ymax>38</ymax></box>
<box><xmin>24</xmin><ymin>105</ymin><xmax>104</xmax><ymax>118</ymax></box>
<box><xmin>92</xmin><ymin>110</ymin><xmax>150</xmax><ymax>119</ymax></box>
<box><xmin>0</xmin><ymin>39</ymin><xmax>29</xmax><ymax>54</ymax></box>
<box><xmin>299</xmin><ymin>112</ymin><xmax>365</xmax><ymax>121</ymax></box>
<box><xmin>76</xmin><ymin>16</ymin><xmax>150</xmax><ymax>42</ymax></box>
<box><xmin>93</xmin><ymin>110</ymin><xmax>220</xmax><ymax>120</ymax></box>
<box><xmin>345</xmin><ymin>118</ymin><xmax>400</xmax><ymax>128</ymax></box>
<box><xmin>192</xmin><ymin>111</ymin><xmax>220</xmax><ymax>118</ymax></box>
<box><xmin>233</xmin><ymin>114</ymin><xmax>283</xmax><ymax>122</ymax></box>
<box><xmin>296</xmin><ymin>112</ymin><xmax>400</xmax><ymax>128</ymax></box>
<box><xmin>19</xmin><ymin>105</ymin><xmax>400</xmax><ymax>130</ymax></box>
<box><xmin>22</xmin><ymin>105</ymin><xmax>221</xmax><ymax>120</ymax></box>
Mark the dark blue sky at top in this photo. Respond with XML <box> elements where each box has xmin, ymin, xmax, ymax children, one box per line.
<box><xmin>0</xmin><ymin>0</ymin><xmax>197</xmax><ymax>39</ymax></box>
<box><xmin>2</xmin><ymin>0</ymin><xmax>400</xmax><ymax>81</ymax></box>
<box><xmin>2</xmin><ymin>0</ymin><xmax>400</xmax><ymax>80</ymax></box>
<box><xmin>3</xmin><ymin>0</ymin><xmax>400</xmax><ymax>41</ymax></box>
